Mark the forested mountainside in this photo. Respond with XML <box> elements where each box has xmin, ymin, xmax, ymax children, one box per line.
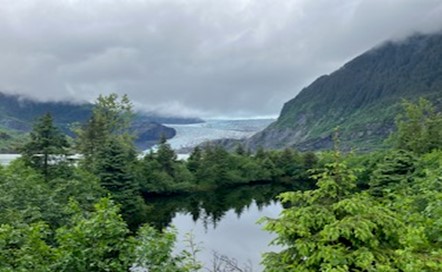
<box><xmin>247</xmin><ymin>32</ymin><xmax>442</xmax><ymax>151</ymax></box>
<box><xmin>0</xmin><ymin>93</ymin><xmax>183</xmax><ymax>151</ymax></box>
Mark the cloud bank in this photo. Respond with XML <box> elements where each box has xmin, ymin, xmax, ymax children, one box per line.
<box><xmin>1</xmin><ymin>0</ymin><xmax>441</xmax><ymax>117</ymax></box>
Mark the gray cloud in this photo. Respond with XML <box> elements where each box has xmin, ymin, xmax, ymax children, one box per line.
<box><xmin>1</xmin><ymin>0</ymin><xmax>442</xmax><ymax>118</ymax></box>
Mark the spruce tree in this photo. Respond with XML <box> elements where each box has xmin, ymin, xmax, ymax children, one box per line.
<box><xmin>156</xmin><ymin>134</ymin><xmax>177</xmax><ymax>176</ymax></box>
<box><xmin>261</xmin><ymin>150</ymin><xmax>413</xmax><ymax>271</ymax></box>
<box><xmin>75</xmin><ymin>93</ymin><xmax>135</xmax><ymax>173</ymax></box>
<box><xmin>187</xmin><ymin>146</ymin><xmax>202</xmax><ymax>173</ymax></box>
<box><xmin>96</xmin><ymin>138</ymin><xmax>141</xmax><ymax>225</ymax></box>
<box><xmin>21</xmin><ymin>113</ymin><xmax>70</xmax><ymax>180</ymax></box>
<box><xmin>370</xmin><ymin>149</ymin><xmax>416</xmax><ymax>197</ymax></box>
<box><xmin>392</xmin><ymin>98</ymin><xmax>442</xmax><ymax>154</ymax></box>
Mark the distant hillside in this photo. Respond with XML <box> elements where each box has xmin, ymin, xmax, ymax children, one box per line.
<box><xmin>246</xmin><ymin>32</ymin><xmax>442</xmax><ymax>151</ymax></box>
<box><xmin>0</xmin><ymin>93</ymin><xmax>199</xmax><ymax>152</ymax></box>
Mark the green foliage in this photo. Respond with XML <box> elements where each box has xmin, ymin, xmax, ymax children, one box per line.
<box><xmin>253</xmin><ymin>33</ymin><xmax>442</xmax><ymax>151</ymax></box>
<box><xmin>382</xmin><ymin>150</ymin><xmax>442</xmax><ymax>270</ymax></box>
<box><xmin>75</xmin><ymin>93</ymin><xmax>135</xmax><ymax>173</ymax></box>
<box><xmin>369</xmin><ymin>149</ymin><xmax>416</xmax><ymax>197</ymax></box>
<box><xmin>0</xmin><ymin>197</ymin><xmax>204</xmax><ymax>272</ymax></box>
<box><xmin>0</xmin><ymin>159</ymin><xmax>103</xmax><ymax>229</ymax></box>
<box><xmin>20</xmin><ymin>113</ymin><xmax>70</xmax><ymax>180</ymax></box>
<box><xmin>0</xmin><ymin>160</ymin><xmax>53</xmax><ymax>226</ymax></box>
<box><xmin>391</xmin><ymin>98</ymin><xmax>442</xmax><ymax>154</ymax></box>
<box><xmin>144</xmin><ymin>183</ymin><xmax>293</xmax><ymax>230</ymax></box>
<box><xmin>302</xmin><ymin>151</ymin><xmax>319</xmax><ymax>171</ymax></box>
<box><xmin>136</xmin><ymin>141</ymin><xmax>315</xmax><ymax>194</ymax></box>
<box><xmin>54</xmin><ymin>198</ymin><xmax>134</xmax><ymax>272</ymax></box>
<box><xmin>0</xmin><ymin>92</ymin><xmax>93</xmax><ymax>153</ymax></box>
<box><xmin>3</xmin><ymin>90</ymin><xmax>442</xmax><ymax>271</ymax></box>
<box><xmin>273</xmin><ymin>148</ymin><xmax>304</xmax><ymax>180</ymax></box>
<box><xmin>72</xmin><ymin>94</ymin><xmax>148</xmax><ymax>228</ymax></box>
<box><xmin>0</xmin><ymin>222</ymin><xmax>54</xmax><ymax>272</ymax></box>
<box><xmin>133</xmin><ymin>226</ymin><xmax>202</xmax><ymax>272</ymax></box>
<box><xmin>187</xmin><ymin>146</ymin><xmax>203</xmax><ymax>173</ymax></box>
<box><xmin>96</xmin><ymin>138</ymin><xmax>146</xmax><ymax>228</ymax></box>
<box><xmin>156</xmin><ymin>135</ymin><xmax>178</xmax><ymax>176</ymax></box>
<box><xmin>0</xmin><ymin>128</ymin><xmax>29</xmax><ymax>153</ymax></box>
<box><xmin>183</xmin><ymin>144</ymin><xmax>313</xmax><ymax>189</ymax></box>
<box><xmin>261</xmin><ymin>148</ymin><xmax>442</xmax><ymax>271</ymax></box>
<box><xmin>136</xmin><ymin>139</ymin><xmax>194</xmax><ymax>194</ymax></box>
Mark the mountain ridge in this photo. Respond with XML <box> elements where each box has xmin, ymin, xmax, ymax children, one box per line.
<box><xmin>0</xmin><ymin>92</ymin><xmax>203</xmax><ymax>152</ymax></box>
<box><xmin>245</xmin><ymin>32</ymin><xmax>442</xmax><ymax>151</ymax></box>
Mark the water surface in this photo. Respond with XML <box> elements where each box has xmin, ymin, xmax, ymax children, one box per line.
<box><xmin>0</xmin><ymin>154</ymin><xmax>20</xmax><ymax>165</ymax></box>
<box><xmin>144</xmin><ymin>184</ymin><xmax>292</xmax><ymax>271</ymax></box>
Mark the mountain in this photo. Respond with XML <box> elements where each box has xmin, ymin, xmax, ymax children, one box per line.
<box><xmin>0</xmin><ymin>93</ymin><xmax>188</xmax><ymax>152</ymax></box>
<box><xmin>245</xmin><ymin>32</ymin><xmax>442</xmax><ymax>151</ymax></box>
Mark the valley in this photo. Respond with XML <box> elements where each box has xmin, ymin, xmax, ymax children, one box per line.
<box><xmin>1</xmin><ymin>2</ymin><xmax>442</xmax><ymax>270</ymax></box>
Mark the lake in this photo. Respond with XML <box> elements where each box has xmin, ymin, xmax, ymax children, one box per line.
<box><xmin>0</xmin><ymin>154</ymin><xmax>20</xmax><ymax>165</ymax></box>
<box><xmin>143</xmin><ymin>183</ymin><xmax>293</xmax><ymax>271</ymax></box>
<box><xmin>0</xmin><ymin>119</ymin><xmax>284</xmax><ymax>271</ymax></box>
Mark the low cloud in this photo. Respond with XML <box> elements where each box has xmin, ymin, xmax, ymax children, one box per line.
<box><xmin>0</xmin><ymin>0</ymin><xmax>441</xmax><ymax>117</ymax></box>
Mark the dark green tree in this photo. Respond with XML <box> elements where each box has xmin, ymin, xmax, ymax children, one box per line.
<box><xmin>156</xmin><ymin>135</ymin><xmax>177</xmax><ymax>176</ymax></box>
<box><xmin>196</xmin><ymin>145</ymin><xmax>237</xmax><ymax>186</ymax></box>
<box><xmin>369</xmin><ymin>149</ymin><xmax>416</xmax><ymax>197</ymax></box>
<box><xmin>391</xmin><ymin>98</ymin><xmax>442</xmax><ymax>154</ymax></box>
<box><xmin>255</xmin><ymin>146</ymin><xmax>267</xmax><ymax>160</ymax></box>
<box><xmin>302</xmin><ymin>151</ymin><xmax>318</xmax><ymax>171</ymax></box>
<box><xmin>274</xmin><ymin>148</ymin><xmax>303</xmax><ymax>180</ymax></box>
<box><xmin>187</xmin><ymin>146</ymin><xmax>202</xmax><ymax>173</ymax></box>
<box><xmin>75</xmin><ymin>93</ymin><xmax>135</xmax><ymax>173</ymax></box>
<box><xmin>235</xmin><ymin>143</ymin><xmax>246</xmax><ymax>156</ymax></box>
<box><xmin>96</xmin><ymin>138</ymin><xmax>144</xmax><ymax>227</ymax></box>
<box><xmin>21</xmin><ymin>113</ymin><xmax>70</xmax><ymax>180</ymax></box>
<box><xmin>136</xmin><ymin>137</ymin><xmax>194</xmax><ymax>194</ymax></box>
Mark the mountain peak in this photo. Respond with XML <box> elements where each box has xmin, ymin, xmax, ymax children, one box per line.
<box><xmin>247</xmin><ymin>32</ymin><xmax>442</xmax><ymax>151</ymax></box>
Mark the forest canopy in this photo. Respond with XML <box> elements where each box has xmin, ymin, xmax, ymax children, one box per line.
<box><xmin>0</xmin><ymin>95</ymin><xmax>441</xmax><ymax>271</ymax></box>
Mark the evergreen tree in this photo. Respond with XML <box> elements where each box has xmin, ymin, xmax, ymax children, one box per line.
<box><xmin>156</xmin><ymin>135</ymin><xmax>177</xmax><ymax>176</ymax></box>
<box><xmin>21</xmin><ymin>113</ymin><xmax>70</xmax><ymax>180</ymax></box>
<box><xmin>187</xmin><ymin>146</ymin><xmax>202</xmax><ymax>173</ymax></box>
<box><xmin>370</xmin><ymin>149</ymin><xmax>416</xmax><ymax>197</ymax></box>
<box><xmin>235</xmin><ymin>143</ymin><xmax>246</xmax><ymax>156</ymax></box>
<box><xmin>75</xmin><ymin>93</ymin><xmax>135</xmax><ymax>173</ymax></box>
<box><xmin>302</xmin><ymin>151</ymin><xmax>318</xmax><ymax>171</ymax></box>
<box><xmin>96</xmin><ymin>138</ymin><xmax>143</xmax><ymax>226</ymax></box>
<box><xmin>274</xmin><ymin>148</ymin><xmax>303</xmax><ymax>179</ymax></box>
<box><xmin>391</xmin><ymin>98</ymin><xmax>442</xmax><ymax>154</ymax></box>
<box><xmin>261</xmin><ymin>150</ymin><xmax>416</xmax><ymax>271</ymax></box>
<box><xmin>255</xmin><ymin>146</ymin><xmax>267</xmax><ymax>160</ymax></box>
<box><xmin>75</xmin><ymin>114</ymin><xmax>107</xmax><ymax>171</ymax></box>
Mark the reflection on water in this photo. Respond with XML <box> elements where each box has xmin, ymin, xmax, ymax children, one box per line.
<box><xmin>144</xmin><ymin>183</ymin><xmax>298</xmax><ymax>271</ymax></box>
<box><xmin>144</xmin><ymin>183</ymin><xmax>292</xmax><ymax>229</ymax></box>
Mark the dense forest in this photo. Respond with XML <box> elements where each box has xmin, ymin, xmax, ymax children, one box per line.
<box><xmin>1</xmin><ymin>94</ymin><xmax>441</xmax><ymax>271</ymax></box>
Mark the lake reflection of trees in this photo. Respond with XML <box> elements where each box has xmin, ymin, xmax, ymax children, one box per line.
<box><xmin>143</xmin><ymin>183</ymin><xmax>296</xmax><ymax>230</ymax></box>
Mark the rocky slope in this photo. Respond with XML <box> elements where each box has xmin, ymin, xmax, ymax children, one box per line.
<box><xmin>246</xmin><ymin>32</ymin><xmax>442</xmax><ymax>151</ymax></box>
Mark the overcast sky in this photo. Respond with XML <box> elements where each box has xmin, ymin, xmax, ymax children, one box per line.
<box><xmin>1</xmin><ymin>0</ymin><xmax>442</xmax><ymax>118</ymax></box>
